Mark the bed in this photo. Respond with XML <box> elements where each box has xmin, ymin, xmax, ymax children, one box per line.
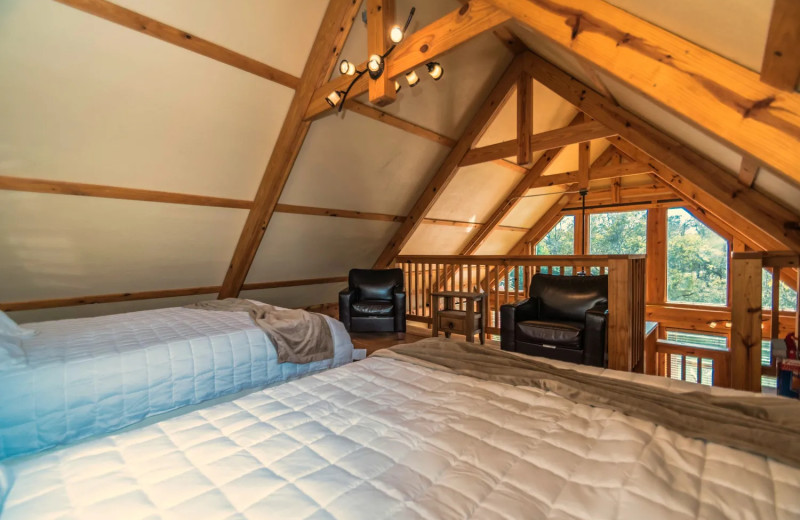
<box><xmin>0</xmin><ymin>303</ymin><xmax>354</xmax><ymax>460</ymax></box>
<box><xmin>1</xmin><ymin>340</ymin><xmax>798</xmax><ymax>519</ymax></box>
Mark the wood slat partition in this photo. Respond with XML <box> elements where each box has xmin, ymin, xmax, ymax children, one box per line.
<box><xmin>396</xmin><ymin>254</ymin><xmax>646</xmax><ymax>372</ymax></box>
<box><xmin>655</xmin><ymin>340</ymin><xmax>730</xmax><ymax>387</ymax></box>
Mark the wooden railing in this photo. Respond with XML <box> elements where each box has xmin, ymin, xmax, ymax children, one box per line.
<box><xmin>654</xmin><ymin>340</ymin><xmax>730</xmax><ymax>387</ymax></box>
<box><xmin>731</xmin><ymin>251</ymin><xmax>800</xmax><ymax>392</ymax></box>
<box><xmin>395</xmin><ymin>255</ymin><xmax>646</xmax><ymax>372</ymax></box>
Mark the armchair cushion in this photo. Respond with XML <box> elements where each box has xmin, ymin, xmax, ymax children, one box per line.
<box><xmin>349</xmin><ymin>268</ymin><xmax>403</xmax><ymax>301</ymax></box>
<box><xmin>516</xmin><ymin>320</ymin><xmax>583</xmax><ymax>348</ymax></box>
<box><xmin>352</xmin><ymin>300</ymin><xmax>394</xmax><ymax>317</ymax></box>
<box><xmin>532</xmin><ymin>274</ymin><xmax>609</xmax><ymax>322</ymax></box>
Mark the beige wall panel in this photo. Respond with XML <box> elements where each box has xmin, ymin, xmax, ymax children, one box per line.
<box><xmin>0</xmin><ymin>0</ymin><xmax>291</xmax><ymax>200</ymax></box>
<box><xmin>474</xmin><ymin>229</ymin><xmax>526</xmax><ymax>255</ymax></box>
<box><xmin>500</xmin><ymin>191</ymin><xmax>562</xmax><ymax>228</ymax></box>
<box><xmin>339</xmin><ymin>0</ymin><xmax>512</xmax><ymax>138</ymax></box>
<box><xmin>427</xmin><ymin>163</ymin><xmax>522</xmax><ymax>223</ymax></box>
<box><xmin>540</xmin><ymin>139</ymin><xmax>611</xmax><ymax>175</ymax></box>
<box><xmin>245</xmin><ymin>214</ymin><xmax>399</xmax><ymax>283</ymax></box>
<box><xmin>240</xmin><ymin>283</ymin><xmax>346</xmax><ymax>311</ymax></box>
<box><xmin>477</xmin><ymin>81</ymin><xmax>579</xmax><ymax>148</ymax></box>
<box><xmin>280</xmin><ymin>113</ymin><xmax>450</xmax><ymax>216</ymax></box>
<box><xmin>400</xmin><ymin>224</ymin><xmax>471</xmax><ymax>255</ymax></box>
<box><xmin>112</xmin><ymin>0</ymin><xmax>327</xmax><ymax>78</ymax></box>
<box><xmin>513</xmin><ymin>24</ymin><xmax>596</xmax><ymax>88</ymax></box>
<box><xmin>0</xmin><ymin>191</ymin><xmax>247</xmax><ymax>301</ymax></box>
<box><xmin>755</xmin><ymin>168</ymin><xmax>800</xmax><ymax>213</ymax></box>
<box><xmin>9</xmin><ymin>294</ymin><xmax>217</xmax><ymax>325</ymax></box>
<box><xmin>605</xmin><ymin>0</ymin><xmax>772</xmax><ymax>72</ymax></box>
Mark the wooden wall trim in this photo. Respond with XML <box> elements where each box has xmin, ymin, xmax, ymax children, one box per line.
<box><xmin>54</xmin><ymin>0</ymin><xmax>299</xmax><ymax>89</ymax></box>
<box><xmin>275</xmin><ymin>203</ymin><xmax>405</xmax><ymax>223</ymax></box>
<box><xmin>0</xmin><ymin>175</ymin><xmax>254</xmax><ymax>209</ymax></box>
<box><xmin>760</xmin><ymin>0</ymin><xmax>800</xmax><ymax>91</ymax></box>
<box><xmin>1</xmin><ymin>276</ymin><xmax>348</xmax><ymax>312</ymax></box>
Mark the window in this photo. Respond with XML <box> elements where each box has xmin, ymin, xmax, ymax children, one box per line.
<box><xmin>535</xmin><ymin>215</ymin><xmax>574</xmax><ymax>255</ymax></box>
<box><xmin>666</xmin><ymin>208</ymin><xmax>728</xmax><ymax>306</ymax></box>
<box><xmin>664</xmin><ymin>331</ymin><xmax>727</xmax><ymax>386</ymax></box>
<box><xmin>761</xmin><ymin>270</ymin><xmax>798</xmax><ymax>312</ymax></box>
<box><xmin>588</xmin><ymin>210</ymin><xmax>647</xmax><ymax>255</ymax></box>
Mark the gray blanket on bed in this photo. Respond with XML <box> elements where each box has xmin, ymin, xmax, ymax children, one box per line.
<box><xmin>373</xmin><ymin>338</ymin><xmax>800</xmax><ymax>468</ymax></box>
<box><xmin>187</xmin><ymin>299</ymin><xmax>333</xmax><ymax>364</ymax></box>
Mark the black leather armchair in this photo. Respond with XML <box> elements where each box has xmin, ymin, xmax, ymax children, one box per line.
<box><xmin>500</xmin><ymin>274</ymin><xmax>608</xmax><ymax>367</ymax></box>
<box><xmin>339</xmin><ymin>269</ymin><xmax>406</xmax><ymax>333</ymax></box>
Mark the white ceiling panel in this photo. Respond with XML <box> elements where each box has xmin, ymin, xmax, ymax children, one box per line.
<box><xmin>0</xmin><ymin>191</ymin><xmax>247</xmax><ymax>301</ymax></box>
<box><xmin>474</xmin><ymin>229</ymin><xmax>526</xmax><ymax>255</ymax></box>
<box><xmin>245</xmin><ymin>213</ymin><xmax>399</xmax><ymax>283</ymax></box>
<box><xmin>500</xmin><ymin>191</ymin><xmax>563</xmax><ymax>229</ymax></box>
<box><xmin>400</xmin><ymin>224</ymin><xmax>471</xmax><ymax>255</ymax></box>
<box><xmin>0</xmin><ymin>0</ymin><xmax>292</xmax><ymax>201</ymax></box>
<box><xmin>112</xmin><ymin>0</ymin><xmax>328</xmax><ymax>78</ymax></box>
<box><xmin>280</xmin><ymin>112</ymin><xmax>450</xmax><ymax>215</ymax></box>
<box><xmin>427</xmin><ymin>162</ymin><xmax>522</xmax><ymax>223</ymax></box>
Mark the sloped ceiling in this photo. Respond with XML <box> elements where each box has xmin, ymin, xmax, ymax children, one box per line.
<box><xmin>1</xmin><ymin>0</ymin><xmax>797</xmax><ymax>323</ymax></box>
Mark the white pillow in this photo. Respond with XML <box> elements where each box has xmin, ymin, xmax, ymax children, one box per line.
<box><xmin>0</xmin><ymin>311</ymin><xmax>36</xmax><ymax>338</ymax></box>
<box><xmin>0</xmin><ymin>335</ymin><xmax>25</xmax><ymax>371</ymax></box>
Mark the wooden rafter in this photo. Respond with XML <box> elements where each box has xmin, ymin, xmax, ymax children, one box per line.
<box><xmin>517</xmin><ymin>70</ymin><xmax>533</xmax><ymax>165</ymax></box>
<box><xmin>218</xmin><ymin>0</ymin><xmax>362</xmax><ymax>299</ymax></box>
<box><xmin>305</xmin><ymin>0</ymin><xmax>511</xmax><ymax>120</ymax></box>
<box><xmin>367</xmin><ymin>0</ymin><xmax>397</xmax><ymax>106</ymax></box>
<box><xmin>372</xmin><ymin>55</ymin><xmax>524</xmax><ymax>269</ymax></box>
<box><xmin>522</xmin><ymin>52</ymin><xmax>800</xmax><ymax>253</ymax></box>
<box><xmin>487</xmin><ymin>0</ymin><xmax>800</xmax><ymax>183</ymax></box>
<box><xmin>460</xmin><ymin>120</ymin><xmax>616</xmax><ymax>166</ymax></box>
<box><xmin>761</xmin><ymin>0</ymin><xmax>800</xmax><ymax>91</ymax></box>
<box><xmin>54</xmin><ymin>0</ymin><xmax>299</xmax><ymax>89</ymax></box>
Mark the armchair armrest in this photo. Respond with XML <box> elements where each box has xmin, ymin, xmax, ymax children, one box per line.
<box><xmin>392</xmin><ymin>291</ymin><xmax>406</xmax><ymax>332</ymax></box>
<box><xmin>500</xmin><ymin>297</ymin><xmax>539</xmax><ymax>351</ymax></box>
<box><xmin>583</xmin><ymin>300</ymin><xmax>608</xmax><ymax>367</ymax></box>
<box><xmin>338</xmin><ymin>288</ymin><xmax>355</xmax><ymax>331</ymax></box>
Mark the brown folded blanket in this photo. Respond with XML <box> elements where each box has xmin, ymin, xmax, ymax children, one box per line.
<box><xmin>373</xmin><ymin>338</ymin><xmax>800</xmax><ymax>468</ymax></box>
<box><xmin>187</xmin><ymin>299</ymin><xmax>333</xmax><ymax>364</ymax></box>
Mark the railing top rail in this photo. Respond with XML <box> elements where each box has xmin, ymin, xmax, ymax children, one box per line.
<box><xmin>395</xmin><ymin>254</ymin><xmax>646</xmax><ymax>265</ymax></box>
<box><xmin>731</xmin><ymin>251</ymin><xmax>799</xmax><ymax>268</ymax></box>
<box><xmin>655</xmin><ymin>339</ymin><xmax>729</xmax><ymax>361</ymax></box>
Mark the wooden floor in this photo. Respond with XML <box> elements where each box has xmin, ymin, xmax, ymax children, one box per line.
<box><xmin>349</xmin><ymin>324</ymin><xmax>499</xmax><ymax>356</ymax></box>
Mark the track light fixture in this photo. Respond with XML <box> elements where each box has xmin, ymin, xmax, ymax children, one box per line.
<box><xmin>325</xmin><ymin>7</ymin><xmax>445</xmax><ymax>112</ymax></box>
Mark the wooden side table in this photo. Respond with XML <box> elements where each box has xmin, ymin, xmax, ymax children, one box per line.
<box><xmin>431</xmin><ymin>291</ymin><xmax>487</xmax><ymax>344</ymax></box>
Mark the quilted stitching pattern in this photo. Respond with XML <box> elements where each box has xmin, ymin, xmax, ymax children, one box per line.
<box><xmin>2</xmin><ymin>357</ymin><xmax>798</xmax><ymax>519</ymax></box>
<box><xmin>0</xmin><ymin>307</ymin><xmax>353</xmax><ymax>460</ymax></box>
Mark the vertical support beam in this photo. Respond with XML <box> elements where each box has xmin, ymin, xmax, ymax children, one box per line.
<box><xmin>373</xmin><ymin>55</ymin><xmax>524</xmax><ymax>268</ymax></box>
<box><xmin>516</xmin><ymin>70</ymin><xmax>533</xmax><ymax>166</ymax></box>
<box><xmin>578</xmin><ymin>140</ymin><xmax>590</xmax><ymax>190</ymax></box>
<box><xmin>730</xmin><ymin>254</ymin><xmax>763</xmax><ymax>391</ymax></box>
<box><xmin>367</xmin><ymin>0</ymin><xmax>397</xmax><ymax>106</ymax></box>
<box><xmin>761</xmin><ymin>0</ymin><xmax>800</xmax><ymax>90</ymax></box>
<box><xmin>771</xmin><ymin>267</ymin><xmax>782</xmax><ymax>340</ymax></box>
<box><xmin>218</xmin><ymin>0</ymin><xmax>361</xmax><ymax>299</ymax></box>
<box><xmin>646</xmin><ymin>207</ymin><xmax>667</xmax><ymax>304</ymax></box>
<box><xmin>573</xmin><ymin>211</ymin><xmax>585</xmax><ymax>256</ymax></box>
<box><xmin>607</xmin><ymin>257</ymin><xmax>646</xmax><ymax>372</ymax></box>
<box><xmin>610</xmin><ymin>177</ymin><xmax>621</xmax><ymax>203</ymax></box>
<box><xmin>738</xmin><ymin>156</ymin><xmax>760</xmax><ymax>188</ymax></box>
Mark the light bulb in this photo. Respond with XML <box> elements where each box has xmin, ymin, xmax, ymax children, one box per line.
<box><xmin>339</xmin><ymin>60</ymin><xmax>355</xmax><ymax>76</ymax></box>
<box><xmin>406</xmin><ymin>70</ymin><xmax>419</xmax><ymax>87</ymax></box>
<box><xmin>325</xmin><ymin>91</ymin><xmax>341</xmax><ymax>107</ymax></box>
<box><xmin>426</xmin><ymin>62</ymin><xmax>443</xmax><ymax>80</ymax></box>
<box><xmin>394</xmin><ymin>80</ymin><xmax>401</xmax><ymax>93</ymax></box>
<box><xmin>389</xmin><ymin>25</ymin><xmax>403</xmax><ymax>43</ymax></box>
<box><xmin>708</xmin><ymin>321</ymin><xmax>717</xmax><ymax>328</ymax></box>
<box><xmin>368</xmin><ymin>55</ymin><xmax>382</xmax><ymax>72</ymax></box>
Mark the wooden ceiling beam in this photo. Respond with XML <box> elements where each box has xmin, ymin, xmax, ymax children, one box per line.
<box><xmin>218</xmin><ymin>0</ymin><xmax>361</xmax><ymax>299</ymax></box>
<box><xmin>488</xmin><ymin>0</ymin><xmax>800</xmax><ymax>183</ymax></box>
<box><xmin>517</xmin><ymin>69</ymin><xmax>534</xmax><ymax>166</ymax></box>
<box><xmin>306</xmin><ymin>0</ymin><xmax>510</xmax><ymax>120</ymax></box>
<box><xmin>737</xmin><ymin>156</ymin><xmax>760</xmax><ymax>188</ymax></box>
<box><xmin>367</xmin><ymin>0</ymin><xmax>397</xmax><ymax>106</ymax></box>
<box><xmin>577</xmin><ymin>140</ymin><xmax>590</xmax><ymax>190</ymax></box>
<box><xmin>372</xmin><ymin>55</ymin><xmax>524</xmax><ymax>268</ymax></box>
<box><xmin>54</xmin><ymin>0</ymin><xmax>299</xmax><ymax>89</ymax></box>
<box><xmin>761</xmin><ymin>0</ymin><xmax>800</xmax><ymax>91</ymax></box>
<box><xmin>523</xmin><ymin>52</ymin><xmax>800</xmax><ymax>253</ymax></box>
<box><xmin>460</xmin><ymin>120</ymin><xmax>615</xmax><ymax>166</ymax></box>
<box><xmin>590</xmin><ymin>160</ymin><xmax>654</xmax><ymax>180</ymax></box>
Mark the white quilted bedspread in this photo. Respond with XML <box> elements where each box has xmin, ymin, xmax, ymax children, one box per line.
<box><xmin>2</xmin><ymin>355</ymin><xmax>798</xmax><ymax>519</ymax></box>
<box><xmin>0</xmin><ymin>306</ymin><xmax>353</xmax><ymax>460</ymax></box>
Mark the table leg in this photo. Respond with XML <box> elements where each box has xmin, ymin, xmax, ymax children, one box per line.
<box><xmin>466</xmin><ymin>297</ymin><xmax>475</xmax><ymax>343</ymax></box>
<box><xmin>431</xmin><ymin>294</ymin><xmax>439</xmax><ymax>338</ymax></box>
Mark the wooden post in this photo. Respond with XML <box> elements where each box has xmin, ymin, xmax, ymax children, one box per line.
<box><xmin>367</xmin><ymin>0</ymin><xmax>397</xmax><ymax>106</ymax></box>
<box><xmin>645</xmin><ymin>207</ymin><xmax>667</xmax><ymax>304</ymax></box>
<box><xmin>730</xmin><ymin>254</ymin><xmax>763</xmax><ymax>391</ymax></box>
<box><xmin>517</xmin><ymin>70</ymin><xmax>533</xmax><ymax>166</ymax></box>
<box><xmin>607</xmin><ymin>257</ymin><xmax>646</xmax><ymax>371</ymax></box>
